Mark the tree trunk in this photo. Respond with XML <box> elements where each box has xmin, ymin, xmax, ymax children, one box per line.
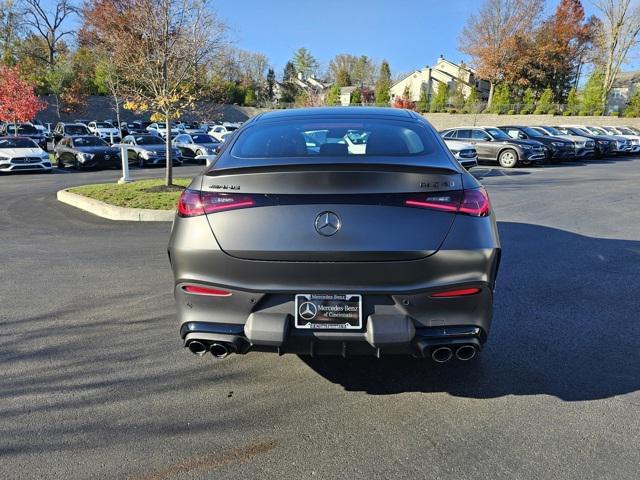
<box><xmin>165</xmin><ymin>111</ymin><xmax>173</xmax><ymax>187</ymax></box>
<box><xmin>487</xmin><ymin>81</ymin><xmax>495</xmax><ymax>108</ymax></box>
<box><xmin>114</xmin><ymin>95</ymin><xmax>122</xmax><ymax>139</ymax></box>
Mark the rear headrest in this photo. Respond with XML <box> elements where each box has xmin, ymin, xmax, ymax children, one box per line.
<box><xmin>365</xmin><ymin>132</ymin><xmax>409</xmax><ymax>155</ymax></box>
<box><xmin>265</xmin><ymin>132</ymin><xmax>307</xmax><ymax>156</ymax></box>
<box><xmin>319</xmin><ymin>143</ymin><xmax>348</xmax><ymax>156</ymax></box>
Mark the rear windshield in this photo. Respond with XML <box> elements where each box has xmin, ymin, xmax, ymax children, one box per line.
<box><xmin>192</xmin><ymin>134</ymin><xmax>217</xmax><ymax>144</ymax></box>
<box><xmin>135</xmin><ymin>135</ymin><xmax>163</xmax><ymax>145</ymax></box>
<box><xmin>230</xmin><ymin>119</ymin><xmax>436</xmax><ymax>162</ymax></box>
<box><xmin>7</xmin><ymin>125</ymin><xmax>38</xmax><ymax>134</ymax></box>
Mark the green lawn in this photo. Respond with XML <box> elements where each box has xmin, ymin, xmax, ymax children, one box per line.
<box><xmin>69</xmin><ymin>178</ymin><xmax>191</xmax><ymax>210</ymax></box>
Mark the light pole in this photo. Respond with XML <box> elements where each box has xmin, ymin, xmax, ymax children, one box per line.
<box><xmin>112</xmin><ymin>143</ymin><xmax>132</xmax><ymax>184</ymax></box>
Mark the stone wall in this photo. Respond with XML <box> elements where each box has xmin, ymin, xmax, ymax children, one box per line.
<box><xmin>422</xmin><ymin>112</ymin><xmax>640</xmax><ymax>130</ymax></box>
<box><xmin>36</xmin><ymin>95</ymin><xmax>268</xmax><ymax>125</ymax></box>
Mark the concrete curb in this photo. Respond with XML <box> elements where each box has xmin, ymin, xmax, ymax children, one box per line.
<box><xmin>57</xmin><ymin>189</ymin><xmax>175</xmax><ymax>222</ymax></box>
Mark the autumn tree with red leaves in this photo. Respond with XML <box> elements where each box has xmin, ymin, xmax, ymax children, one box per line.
<box><xmin>393</xmin><ymin>86</ymin><xmax>416</xmax><ymax>110</ymax></box>
<box><xmin>0</xmin><ymin>65</ymin><xmax>46</xmax><ymax>130</ymax></box>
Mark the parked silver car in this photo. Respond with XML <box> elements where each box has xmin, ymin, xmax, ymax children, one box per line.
<box><xmin>172</xmin><ymin>133</ymin><xmax>220</xmax><ymax>164</ymax></box>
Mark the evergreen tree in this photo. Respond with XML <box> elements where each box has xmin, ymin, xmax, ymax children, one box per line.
<box><xmin>520</xmin><ymin>87</ymin><xmax>536</xmax><ymax>114</ymax></box>
<box><xmin>430</xmin><ymin>81</ymin><xmax>448</xmax><ymax>112</ymax></box>
<box><xmin>463</xmin><ymin>87</ymin><xmax>479</xmax><ymax>113</ymax></box>
<box><xmin>565</xmin><ymin>87</ymin><xmax>580</xmax><ymax>115</ymax></box>
<box><xmin>450</xmin><ymin>83</ymin><xmax>465</xmax><ymax>111</ymax></box>
<box><xmin>490</xmin><ymin>83</ymin><xmax>511</xmax><ymax>114</ymax></box>
<box><xmin>375</xmin><ymin>60</ymin><xmax>392</xmax><ymax>105</ymax></box>
<box><xmin>292</xmin><ymin>47</ymin><xmax>318</xmax><ymax>78</ymax></box>
<box><xmin>325</xmin><ymin>84</ymin><xmax>340</xmax><ymax>105</ymax></box>
<box><xmin>581</xmin><ymin>71</ymin><xmax>604</xmax><ymax>115</ymax></box>
<box><xmin>266</xmin><ymin>68</ymin><xmax>275</xmax><ymax>101</ymax></box>
<box><xmin>335</xmin><ymin>67</ymin><xmax>351</xmax><ymax>88</ymax></box>
<box><xmin>534</xmin><ymin>87</ymin><xmax>555</xmax><ymax>114</ymax></box>
<box><xmin>280</xmin><ymin>61</ymin><xmax>299</xmax><ymax>103</ymax></box>
<box><xmin>350</xmin><ymin>87</ymin><xmax>362</xmax><ymax>105</ymax></box>
<box><xmin>243</xmin><ymin>87</ymin><xmax>255</xmax><ymax>106</ymax></box>
<box><xmin>623</xmin><ymin>89</ymin><xmax>640</xmax><ymax>117</ymax></box>
<box><xmin>416</xmin><ymin>89</ymin><xmax>429</xmax><ymax>113</ymax></box>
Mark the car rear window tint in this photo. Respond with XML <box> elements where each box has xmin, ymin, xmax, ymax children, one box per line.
<box><xmin>229</xmin><ymin>119</ymin><xmax>439</xmax><ymax>161</ymax></box>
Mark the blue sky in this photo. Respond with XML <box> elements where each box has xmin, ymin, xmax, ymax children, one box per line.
<box><xmin>215</xmin><ymin>0</ymin><xmax>603</xmax><ymax>78</ymax></box>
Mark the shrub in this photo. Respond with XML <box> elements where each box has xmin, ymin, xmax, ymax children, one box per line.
<box><xmin>593</xmin><ymin>110</ymin><xmax>603</xmax><ymax>116</ymax></box>
<box><xmin>608</xmin><ymin>111</ymin><xmax>619</xmax><ymax>117</ymax></box>
<box><xmin>563</xmin><ymin>110</ymin><xmax>572</xmax><ymax>116</ymax></box>
<box><xmin>520</xmin><ymin>105</ymin><xmax>533</xmax><ymax>114</ymax></box>
<box><xmin>507</xmin><ymin>109</ymin><xmax>516</xmax><ymax>115</ymax></box>
<box><xmin>447</xmin><ymin>107</ymin><xmax>458</xmax><ymax>114</ymax></box>
<box><xmin>578</xmin><ymin>110</ymin><xmax>588</xmax><ymax>116</ymax></box>
<box><xmin>547</xmin><ymin>107</ymin><xmax>557</xmax><ymax>115</ymax></box>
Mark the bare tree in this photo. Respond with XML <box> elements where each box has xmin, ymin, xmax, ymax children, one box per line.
<box><xmin>0</xmin><ymin>0</ymin><xmax>23</xmax><ymax>63</ymax></box>
<box><xmin>21</xmin><ymin>0</ymin><xmax>77</xmax><ymax>66</ymax></box>
<box><xmin>593</xmin><ymin>0</ymin><xmax>640</xmax><ymax>106</ymax></box>
<box><xmin>459</xmin><ymin>0</ymin><xmax>544</xmax><ymax>105</ymax></box>
<box><xmin>83</xmin><ymin>0</ymin><xmax>227</xmax><ymax>186</ymax></box>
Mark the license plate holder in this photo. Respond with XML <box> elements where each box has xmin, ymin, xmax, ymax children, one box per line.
<box><xmin>294</xmin><ymin>294</ymin><xmax>362</xmax><ymax>330</ymax></box>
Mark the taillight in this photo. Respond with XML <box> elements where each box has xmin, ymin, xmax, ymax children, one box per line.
<box><xmin>405</xmin><ymin>188</ymin><xmax>490</xmax><ymax>217</ymax></box>
<box><xmin>431</xmin><ymin>287</ymin><xmax>481</xmax><ymax>298</ymax></box>
<box><xmin>178</xmin><ymin>189</ymin><xmax>256</xmax><ymax>217</ymax></box>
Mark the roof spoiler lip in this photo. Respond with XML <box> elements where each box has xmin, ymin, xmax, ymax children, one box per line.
<box><xmin>206</xmin><ymin>162</ymin><xmax>461</xmax><ymax>177</ymax></box>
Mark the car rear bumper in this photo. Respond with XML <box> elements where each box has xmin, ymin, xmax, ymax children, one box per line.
<box><xmin>169</xmin><ymin>213</ymin><xmax>500</xmax><ymax>357</ymax></box>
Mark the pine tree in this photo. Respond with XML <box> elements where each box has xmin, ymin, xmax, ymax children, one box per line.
<box><xmin>292</xmin><ymin>47</ymin><xmax>318</xmax><ymax>78</ymax></box>
<box><xmin>534</xmin><ymin>88</ymin><xmax>554</xmax><ymax>114</ymax></box>
<box><xmin>565</xmin><ymin>87</ymin><xmax>580</xmax><ymax>115</ymax></box>
<box><xmin>430</xmin><ymin>81</ymin><xmax>448</xmax><ymax>112</ymax></box>
<box><xmin>266</xmin><ymin>68</ymin><xmax>275</xmax><ymax>101</ymax></box>
<box><xmin>375</xmin><ymin>60</ymin><xmax>392</xmax><ymax>106</ymax></box>
<box><xmin>280</xmin><ymin>61</ymin><xmax>299</xmax><ymax>103</ymax></box>
<box><xmin>416</xmin><ymin>89</ymin><xmax>429</xmax><ymax>113</ymax></box>
<box><xmin>623</xmin><ymin>89</ymin><xmax>640</xmax><ymax>117</ymax></box>
<box><xmin>350</xmin><ymin>87</ymin><xmax>362</xmax><ymax>105</ymax></box>
<box><xmin>490</xmin><ymin>83</ymin><xmax>511</xmax><ymax>114</ymax></box>
<box><xmin>581</xmin><ymin>71</ymin><xmax>604</xmax><ymax>115</ymax></box>
<box><xmin>335</xmin><ymin>67</ymin><xmax>351</xmax><ymax>88</ymax></box>
<box><xmin>450</xmin><ymin>83</ymin><xmax>465</xmax><ymax>111</ymax></box>
<box><xmin>463</xmin><ymin>87</ymin><xmax>479</xmax><ymax>113</ymax></box>
<box><xmin>520</xmin><ymin>88</ymin><xmax>536</xmax><ymax>114</ymax></box>
<box><xmin>325</xmin><ymin>84</ymin><xmax>340</xmax><ymax>105</ymax></box>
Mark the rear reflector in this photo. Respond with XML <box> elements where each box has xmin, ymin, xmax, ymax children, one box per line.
<box><xmin>430</xmin><ymin>287</ymin><xmax>481</xmax><ymax>298</ymax></box>
<box><xmin>182</xmin><ymin>285</ymin><xmax>232</xmax><ymax>296</ymax></box>
<box><xmin>178</xmin><ymin>189</ymin><xmax>256</xmax><ymax>217</ymax></box>
<box><xmin>405</xmin><ymin>188</ymin><xmax>490</xmax><ymax>217</ymax></box>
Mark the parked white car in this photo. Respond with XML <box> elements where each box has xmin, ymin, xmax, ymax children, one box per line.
<box><xmin>443</xmin><ymin>139</ymin><xmax>478</xmax><ymax>169</ymax></box>
<box><xmin>147</xmin><ymin>122</ymin><xmax>183</xmax><ymax>139</ymax></box>
<box><xmin>600</xmin><ymin>126</ymin><xmax>640</xmax><ymax>152</ymax></box>
<box><xmin>87</xmin><ymin>121</ymin><xmax>121</xmax><ymax>142</ymax></box>
<box><xmin>0</xmin><ymin>137</ymin><xmax>52</xmax><ymax>173</ymax></box>
<box><xmin>208</xmin><ymin>124</ymin><xmax>240</xmax><ymax>142</ymax></box>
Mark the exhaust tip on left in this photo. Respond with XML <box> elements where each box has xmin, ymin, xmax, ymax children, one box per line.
<box><xmin>187</xmin><ymin>340</ymin><xmax>208</xmax><ymax>356</ymax></box>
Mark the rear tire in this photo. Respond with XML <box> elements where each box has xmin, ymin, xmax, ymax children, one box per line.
<box><xmin>498</xmin><ymin>149</ymin><xmax>518</xmax><ymax>168</ymax></box>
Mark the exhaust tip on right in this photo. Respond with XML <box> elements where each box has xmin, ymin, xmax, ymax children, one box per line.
<box><xmin>455</xmin><ymin>345</ymin><xmax>477</xmax><ymax>361</ymax></box>
<box><xmin>431</xmin><ymin>346</ymin><xmax>453</xmax><ymax>363</ymax></box>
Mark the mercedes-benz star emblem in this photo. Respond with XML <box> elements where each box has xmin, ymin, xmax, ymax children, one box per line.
<box><xmin>298</xmin><ymin>301</ymin><xmax>318</xmax><ymax>320</ymax></box>
<box><xmin>315</xmin><ymin>211</ymin><xmax>341</xmax><ymax>236</ymax></box>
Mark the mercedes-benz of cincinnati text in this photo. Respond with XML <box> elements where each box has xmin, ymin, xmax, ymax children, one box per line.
<box><xmin>168</xmin><ymin>108</ymin><xmax>501</xmax><ymax>363</ymax></box>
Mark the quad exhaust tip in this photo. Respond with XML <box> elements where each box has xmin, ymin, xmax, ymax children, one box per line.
<box><xmin>455</xmin><ymin>345</ymin><xmax>477</xmax><ymax>361</ymax></box>
<box><xmin>210</xmin><ymin>342</ymin><xmax>230</xmax><ymax>359</ymax></box>
<box><xmin>431</xmin><ymin>346</ymin><xmax>453</xmax><ymax>363</ymax></box>
<box><xmin>187</xmin><ymin>340</ymin><xmax>208</xmax><ymax>356</ymax></box>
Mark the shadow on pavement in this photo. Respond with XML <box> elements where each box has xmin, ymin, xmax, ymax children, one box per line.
<box><xmin>300</xmin><ymin>222</ymin><xmax>640</xmax><ymax>400</ymax></box>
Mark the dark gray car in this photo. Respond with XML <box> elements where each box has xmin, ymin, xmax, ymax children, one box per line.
<box><xmin>172</xmin><ymin>133</ymin><xmax>220</xmax><ymax>164</ymax></box>
<box><xmin>441</xmin><ymin>126</ymin><xmax>546</xmax><ymax>167</ymax></box>
<box><xmin>168</xmin><ymin>107</ymin><xmax>501</xmax><ymax>363</ymax></box>
<box><xmin>122</xmin><ymin>134</ymin><xmax>182</xmax><ymax>168</ymax></box>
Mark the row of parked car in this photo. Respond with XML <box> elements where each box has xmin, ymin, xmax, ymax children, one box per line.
<box><xmin>441</xmin><ymin>124</ymin><xmax>640</xmax><ymax>169</ymax></box>
<box><xmin>1</xmin><ymin>118</ymin><xmax>639</xmax><ymax>174</ymax></box>
<box><xmin>0</xmin><ymin>119</ymin><xmax>242</xmax><ymax>173</ymax></box>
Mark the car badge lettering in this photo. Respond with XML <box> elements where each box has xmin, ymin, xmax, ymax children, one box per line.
<box><xmin>315</xmin><ymin>211</ymin><xmax>341</xmax><ymax>236</ymax></box>
<box><xmin>209</xmin><ymin>184</ymin><xmax>240</xmax><ymax>190</ymax></box>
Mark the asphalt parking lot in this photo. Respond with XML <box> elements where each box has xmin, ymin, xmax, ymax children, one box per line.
<box><xmin>1</xmin><ymin>157</ymin><xmax>639</xmax><ymax>480</ymax></box>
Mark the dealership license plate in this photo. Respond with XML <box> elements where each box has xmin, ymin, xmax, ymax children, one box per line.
<box><xmin>294</xmin><ymin>294</ymin><xmax>362</xmax><ymax>329</ymax></box>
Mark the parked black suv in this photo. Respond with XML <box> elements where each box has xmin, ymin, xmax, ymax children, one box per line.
<box><xmin>498</xmin><ymin>125</ymin><xmax>575</xmax><ymax>162</ymax></box>
<box><xmin>441</xmin><ymin>126</ymin><xmax>546</xmax><ymax>168</ymax></box>
<box><xmin>0</xmin><ymin>123</ymin><xmax>47</xmax><ymax>149</ymax></box>
<box><xmin>50</xmin><ymin>123</ymin><xmax>92</xmax><ymax>149</ymax></box>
